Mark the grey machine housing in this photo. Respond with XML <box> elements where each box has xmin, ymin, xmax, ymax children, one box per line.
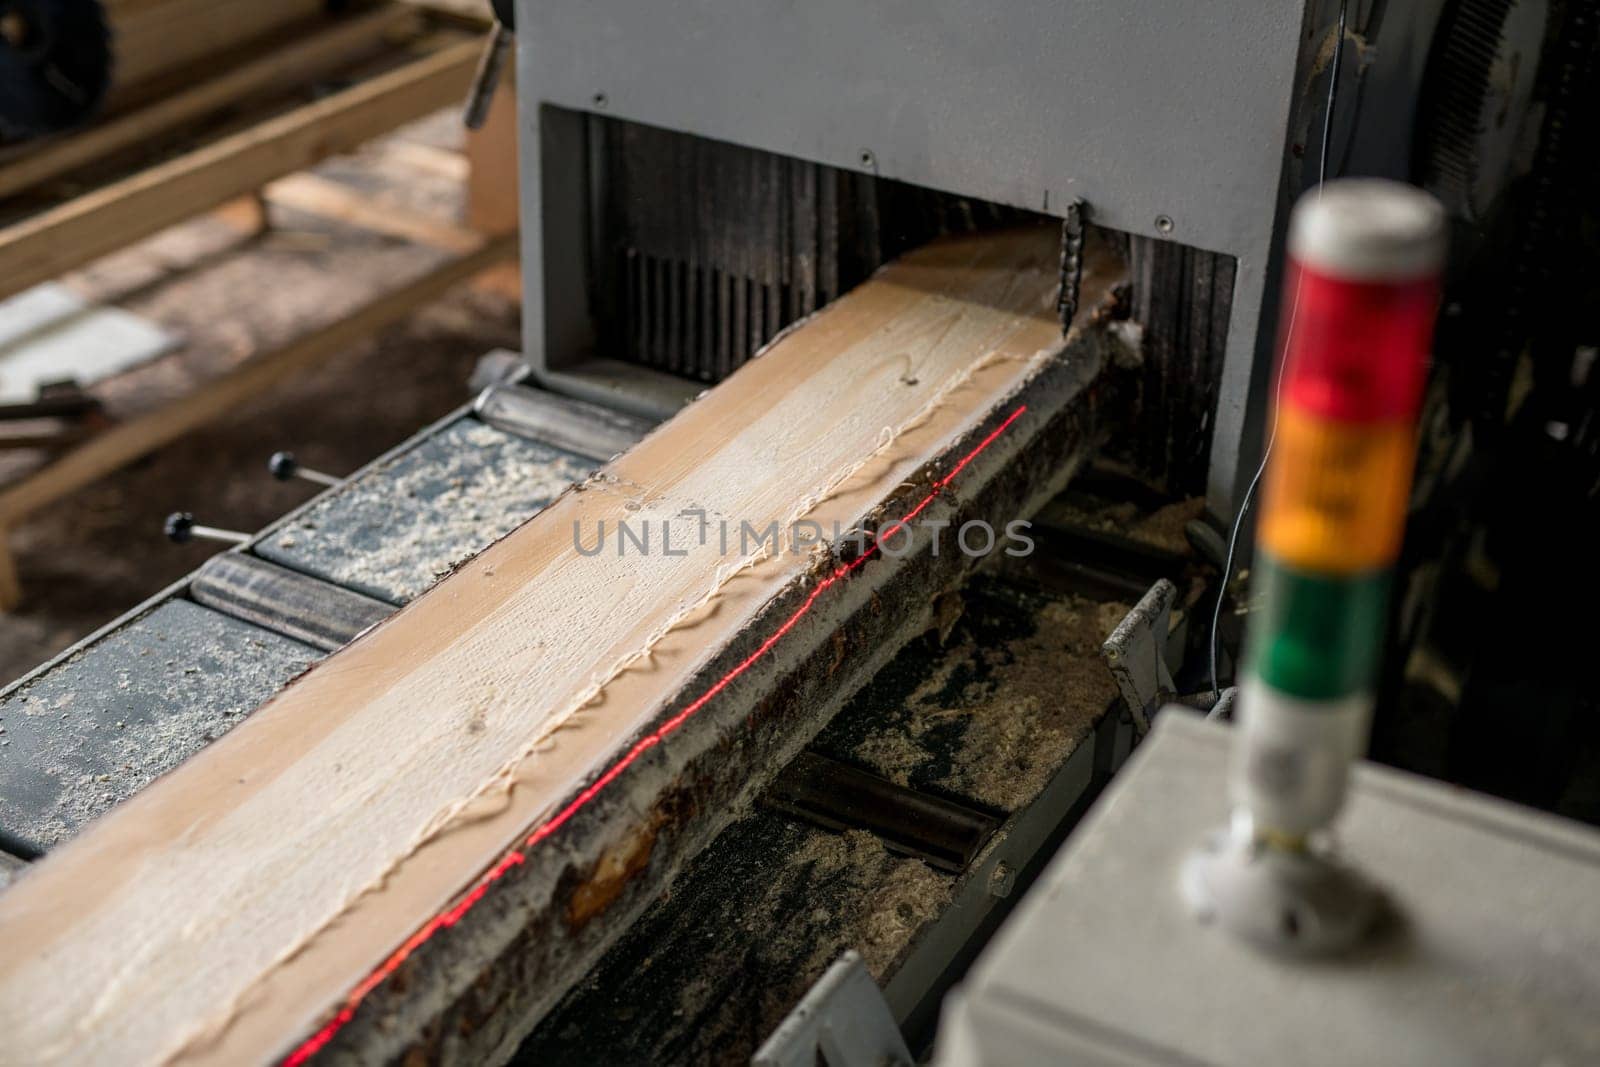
<box><xmin>511</xmin><ymin>0</ymin><xmax>1452</xmax><ymax>516</ymax></box>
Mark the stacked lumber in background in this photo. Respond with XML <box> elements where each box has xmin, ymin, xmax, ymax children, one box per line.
<box><xmin>103</xmin><ymin>0</ymin><xmax>329</xmax><ymax>107</ymax></box>
<box><xmin>0</xmin><ymin>0</ymin><xmax>516</xmax><ymax>609</ymax></box>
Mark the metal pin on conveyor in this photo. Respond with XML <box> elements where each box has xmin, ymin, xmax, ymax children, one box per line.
<box><xmin>268</xmin><ymin>451</ymin><xmax>342</xmax><ymax>489</ymax></box>
<box><xmin>164</xmin><ymin>512</ymin><xmax>249</xmax><ymax>546</ymax></box>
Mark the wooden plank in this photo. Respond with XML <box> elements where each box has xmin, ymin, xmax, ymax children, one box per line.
<box><xmin>464</xmin><ymin>77</ymin><xmax>519</xmax><ymax>236</ymax></box>
<box><xmin>0</xmin><ymin>417</ymin><xmax>95</xmax><ymax>450</ymax></box>
<box><xmin>399</xmin><ymin>0</ymin><xmax>494</xmax><ymax>27</ymax></box>
<box><xmin>0</xmin><ymin>226</ymin><xmax>1124</xmax><ymax>1062</ymax></box>
<box><xmin>470</xmin><ymin>259</ymin><xmax>523</xmax><ymax>301</ymax></box>
<box><xmin>105</xmin><ymin>0</ymin><xmax>328</xmax><ymax>96</ymax></box>
<box><xmin>0</xmin><ymin>233</ymin><xmax>514</xmax><ymax>530</ymax></box>
<box><xmin>381</xmin><ymin>140</ymin><xmax>472</xmax><ymax>182</ymax></box>
<box><xmin>0</xmin><ymin>5</ymin><xmax>423</xmax><ymax>201</ymax></box>
<box><xmin>0</xmin><ymin>37</ymin><xmax>482</xmax><ymax>303</ymax></box>
<box><xmin>0</xmin><ymin>533</ymin><xmax>18</xmax><ymax>611</ymax></box>
<box><xmin>265</xmin><ymin>172</ymin><xmax>483</xmax><ymax>252</ymax></box>
<box><xmin>212</xmin><ymin>193</ymin><xmax>271</xmax><ymax>235</ymax></box>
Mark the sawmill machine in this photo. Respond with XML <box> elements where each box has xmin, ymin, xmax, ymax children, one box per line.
<box><xmin>493</xmin><ymin>0</ymin><xmax>1570</xmax><ymax>512</ymax></box>
<box><xmin>0</xmin><ymin>0</ymin><xmax>1597</xmax><ymax>1063</ymax></box>
<box><xmin>488</xmin><ymin>0</ymin><xmax>1597</xmax><ymax>786</ymax></box>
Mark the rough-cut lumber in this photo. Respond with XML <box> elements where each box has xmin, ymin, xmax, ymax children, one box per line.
<box><xmin>0</xmin><ymin>37</ymin><xmax>481</xmax><ymax>303</ymax></box>
<box><xmin>0</xmin><ymin>226</ymin><xmax>1123</xmax><ymax>1064</ymax></box>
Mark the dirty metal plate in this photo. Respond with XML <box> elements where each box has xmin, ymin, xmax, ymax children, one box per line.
<box><xmin>0</xmin><ymin>599</ymin><xmax>318</xmax><ymax>857</ymax></box>
<box><xmin>255</xmin><ymin>418</ymin><xmax>593</xmax><ymax>604</ymax></box>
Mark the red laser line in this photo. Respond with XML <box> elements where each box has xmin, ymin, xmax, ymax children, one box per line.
<box><xmin>282</xmin><ymin>404</ymin><xmax>1028</xmax><ymax>1065</ymax></box>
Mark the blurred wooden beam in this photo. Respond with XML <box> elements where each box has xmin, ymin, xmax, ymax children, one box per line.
<box><xmin>0</xmin><ymin>36</ymin><xmax>481</xmax><ymax>303</ymax></box>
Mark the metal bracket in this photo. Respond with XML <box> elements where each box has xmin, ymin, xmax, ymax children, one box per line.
<box><xmin>1101</xmin><ymin>578</ymin><xmax>1178</xmax><ymax>735</ymax></box>
<box><xmin>751</xmin><ymin>950</ymin><xmax>914</xmax><ymax>1067</ymax></box>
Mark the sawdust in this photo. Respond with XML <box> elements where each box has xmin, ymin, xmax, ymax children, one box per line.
<box><xmin>676</xmin><ymin>825</ymin><xmax>952</xmax><ymax>1063</ymax></box>
<box><xmin>1126</xmin><ymin>497</ymin><xmax>1207</xmax><ymax>556</ymax></box>
<box><xmin>843</xmin><ymin>586</ymin><xmax>1125</xmax><ymax>813</ymax></box>
<box><xmin>781</xmin><ymin>828</ymin><xmax>951</xmax><ymax>981</ymax></box>
<box><xmin>1</xmin><ymin>602</ymin><xmax>316</xmax><ymax>850</ymax></box>
<box><xmin>33</xmin><ymin>690</ymin><xmax>254</xmax><ymax>850</ymax></box>
<box><xmin>1044</xmin><ymin>494</ymin><xmax>1205</xmax><ymax>556</ymax></box>
<box><xmin>264</xmin><ymin>421</ymin><xmax>590</xmax><ymax>603</ymax></box>
<box><xmin>527</xmin><ymin>813</ymin><xmax>955</xmax><ymax>1066</ymax></box>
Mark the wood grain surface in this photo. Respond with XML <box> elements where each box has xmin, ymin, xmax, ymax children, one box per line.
<box><xmin>0</xmin><ymin>224</ymin><xmax>1111</xmax><ymax>1063</ymax></box>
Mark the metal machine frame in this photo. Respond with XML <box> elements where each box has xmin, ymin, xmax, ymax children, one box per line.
<box><xmin>511</xmin><ymin>0</ymin><xmax>1316</xmax><ymax>512</ymax></box>
<box><xmin>512</xmin><ymin>0</ymin><xmax>1461</xmax><ymax>515</ymax></box>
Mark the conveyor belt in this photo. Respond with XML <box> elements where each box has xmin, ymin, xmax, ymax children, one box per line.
<box><xmin>0</xmin><ymin>383</ymin><xmax>621</xmax><ymax>860</ymax></box>
<box><xmin>0</xmin><ymin>599</ymin><xmax>317</xmax><ymax>857</ymax></box>
<box><xmin>255</xmin><ymin>419</ymin><xmax>593</xmax><ymax>605</ymax></box>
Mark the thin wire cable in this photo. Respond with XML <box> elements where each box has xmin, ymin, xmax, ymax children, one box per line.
<box><xmin>1209</xmin><ymin>0</ymin><xmax>1349</xmax><ymax>712</ymax></box>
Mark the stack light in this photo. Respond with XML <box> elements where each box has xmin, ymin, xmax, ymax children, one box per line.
<box><xmin>1233</xmin><ymin>179</ymin><xmax>1446</xmax><ymax>844</ymax></box>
